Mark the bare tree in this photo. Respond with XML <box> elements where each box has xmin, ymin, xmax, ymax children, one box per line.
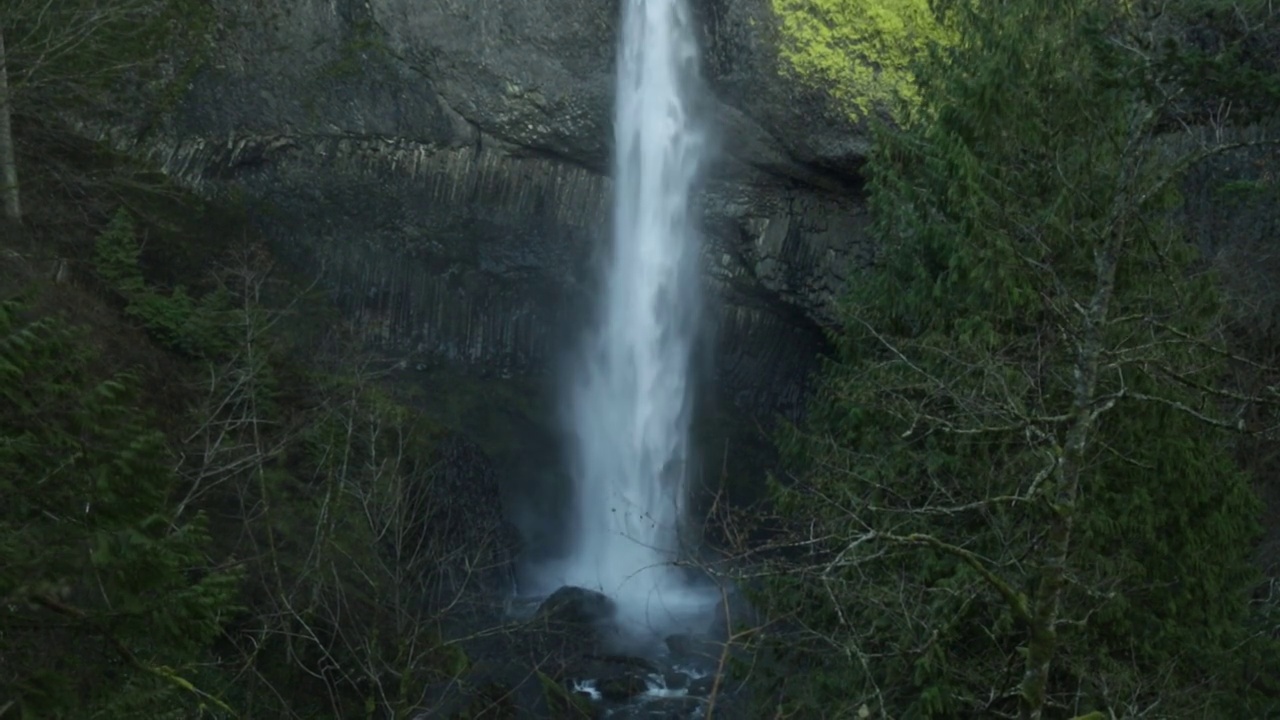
<box><xmin>1</xmin><ymin>0</ymin><xmax>183</xmax><ymax>99</ymax></box>
<box><xmin>0</xmin><ymin>0</ymin><xmax>210</xmax><ymax>220</ymax></box>
<box><xmin>239</xmin><ymin>355</ymin><xmax>519</xmax><ymax>718</ymax></box>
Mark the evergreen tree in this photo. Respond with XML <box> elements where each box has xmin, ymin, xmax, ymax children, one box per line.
<box><xmin>755</xmin><ymin>1</ymin><xmax>1278</xmax><ymax>718</ymax></box>
<box><xmin>0</xmin><ymin>301</ymin><xmax>238</xmax><ymax>718</ymax></box>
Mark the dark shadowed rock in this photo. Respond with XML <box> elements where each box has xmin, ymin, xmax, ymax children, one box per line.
<box><xmin>563</xmin><ymin>654</ymin><xmax>661</xmax><ymax>705</ymax></box>
<box><xmin>90</xmin><ymin>0</ymin><xmax>863</xmax><ymax>422</ymax></box>
<box><xmin>594</xmin><ymin>671</ymin><xmax>649</xmax><ymax>702</ymax></box>
<box><xmin>404</xmin><ymin>431</ymin><xmax>520</xmax><ymax>603</ymax></box>
<box><xmin>535</xmin><ymin>586</ymin><xmax>617</xmax><ymax>627</ymax></box>
<box><xmin>664</xmin><ymin>633</ymin><xmax>723</xmax><ymax>664</ymax></box>
<box><xmin>609</xmin><ymin>696</ymin><xmax>707</xmax><ymax>719</ymax></box>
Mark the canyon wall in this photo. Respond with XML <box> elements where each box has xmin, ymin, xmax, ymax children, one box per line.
<box><xmin>110</xmin><ymin>0</ymin><xmax>872</xmax><ymax>416</ymax></box>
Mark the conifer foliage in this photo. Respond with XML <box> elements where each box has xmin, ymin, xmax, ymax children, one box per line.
<box><xmin>757</xmin><ymin>1</ymin><xmax>1279</xmax><ymax>718</ymax></box>
<box><xmin>0</xmin><ymin>302</ymin><xmax>238</xmax><ymax>717</ymax></box>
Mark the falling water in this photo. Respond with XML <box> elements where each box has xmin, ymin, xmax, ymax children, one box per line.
<box><xmin>546</xmin><ymin>0</ymin><xmax>712</xmax><ymax>639</ymax></box>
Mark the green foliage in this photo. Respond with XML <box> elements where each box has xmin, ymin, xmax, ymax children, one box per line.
<box><xmin>769</xmin><ymin>0</ymin><xmax>953</xmax><ymax>118</ymax></box>
<box><xmin>2</xmin><ymin>0</ymin><xmax>216</xmax><ymax>113</ymax></box>
<box><xmin>180</xmin><ymin>317</ymin><xmax>477</xmax><ymax>717</ymax></box>
<box><xmin>769</xmin><ymin>0</ymin><xmax>1280</xmax><ymax>125</ymax></box>
<box><xmin>0</xmin><ymin>300</ymin><xmax>238</xmax><ymax>718</ymax></box>
<box><xmin>755</xmin><ymin>0</ymin><xmax>1279</xmax><ymax>717</ymax></box>
<box><xmin>95</xmin><ymin>208</ymin><xmax>235</xmax><ymax>358</ymax></box>
<box><xmin>58</xmin><ymin>193</ymin><xmax>476</xmax><ymax>718</ymax></box>
<box><xmin>1150</xmin><ymin>0</ymin><xmax>1280</xmax><ymax>128</ymax></box>
<box><xmin>2</xmin><ymin>12</ymin><xmax>483</xmax><ymax>709</ymax></box>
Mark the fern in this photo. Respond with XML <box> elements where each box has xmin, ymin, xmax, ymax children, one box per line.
<box><xmin>0</xmin><ymin>300</ymin><xmax>240</xmax><ymax>718</ymax></box>
<box><xmin>94</xmin><ymin>208</ymin><xmax>235</xmax><ymax>358</ymax></box>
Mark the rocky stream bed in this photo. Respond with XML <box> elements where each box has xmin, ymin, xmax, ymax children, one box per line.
<box><xmin>427</xmin><ymin>585</ymin><xmax>752</xmax><ymax>719</ymax></box>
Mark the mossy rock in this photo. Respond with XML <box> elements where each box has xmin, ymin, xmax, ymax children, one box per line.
<box><xmin>594</xmin><ymin>672</ymin><xmax>648</xmax><ymax>703</ymax></box>
<box><xmin>538</xmin><ymin>671</ymin><xmax>598</xmax><ymax>719</ymax></box>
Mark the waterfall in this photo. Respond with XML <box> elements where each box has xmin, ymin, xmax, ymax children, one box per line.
<box><xmin>546</xmin><ymin>0</ymin><xmax>713</xmax><ymax>639</ymax></box>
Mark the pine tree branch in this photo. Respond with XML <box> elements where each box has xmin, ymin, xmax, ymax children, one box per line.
<box><xmin>1148</xmin><ymin>319</ymin><xmax>1280</xmax><ymax>372</ymax></box>
<box><xmin>30</xmin><ymin>594</ymin><xmax>238</xmax><ymax>716</ymax></box>
<box><xmin>1117</xmin><ymin>390</ymin><xmax>1247</xmax><ymax>431</ymax></box>
<box><xmin>877</xmin><ymin>532</ymin><xmax>1033</xmax><ymax>625</ymax></box>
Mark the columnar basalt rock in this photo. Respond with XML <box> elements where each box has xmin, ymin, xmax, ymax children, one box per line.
<box><xmin>124</xmin><ymin>0</ymin><xmax>871</xmax><ymax>414</ymax></box>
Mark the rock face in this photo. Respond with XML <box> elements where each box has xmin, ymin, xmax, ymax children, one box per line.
<box><xmin>118</xmin><ymin>0</ymin><xmax>869</xmax><ymax>415</ymax></box>
<box><xmin>410</xmin><ymin>432</ymin><xmax>520</xmax><ymax>598</ymax></box>
<box><xmin>535</xmin><ymin>585</ymin><xmax>617</xmax><ymax>628</ymax></box>
<box><xmin>431</xmin><ymin>585</ymin><xmax>746</xmax><ymax>718</ymax></box>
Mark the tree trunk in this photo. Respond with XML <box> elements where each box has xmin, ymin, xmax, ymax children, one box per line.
<box><xmin>1018</xmin><ymin>243</ymin><xmax>1121</xmax><ymax>720</ymax></box>
<box><xmin>0</xmin><ymin>24</ymin><xmax>21</xmax><ymax>223</ymax></box>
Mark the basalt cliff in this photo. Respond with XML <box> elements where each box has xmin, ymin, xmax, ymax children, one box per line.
<box><xmin>109</xmin><ymin>0</ymin><xmax>870</xmax><ymax>417</ymax></box>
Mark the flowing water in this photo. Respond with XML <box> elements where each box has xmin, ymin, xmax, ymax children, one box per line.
<box><xmin>535</xmin><ymin>0</ymin><xmax>714</xmax><ymax>641</ymax></box>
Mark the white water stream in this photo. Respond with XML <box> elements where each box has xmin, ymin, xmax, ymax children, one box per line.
<box><xmin>541</xmin><ymin>0</ymin><xmax>713</xmax><ymax>639</ymax></box>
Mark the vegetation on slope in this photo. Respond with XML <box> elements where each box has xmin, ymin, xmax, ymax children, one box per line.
<box><xmin>769</xmin><ymin>0</ymin><xmax>1280</xmax><ymax>124</ymax></box>
<box><xmin>0</xmin><ymin>124</ymin><xmax>518</xmax><ymax>717</ymax></box>
<box><xmin>769</xmin><ymin>0</ymin><xmax>947</xmax><ymax>119</ymax></box>
<box><xmin>0</xmin><ymin>1</ymin><xmax>533</xmax><ymax>714</ymax></box>
<box><xmin>751</xmin><ymin>1</ymin><xmax>1280</xmax><ymax>718</ymax></box>
<box><xmin>4</xmin><ymin>0</ymin><xmax>1280</xmax><ymax>718</ymax></box>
